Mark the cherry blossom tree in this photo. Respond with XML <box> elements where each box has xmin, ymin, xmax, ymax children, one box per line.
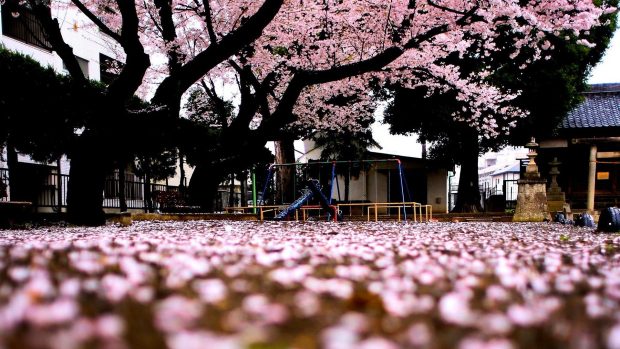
<box><xmin>384</xmin><ymin>4</ymin><xmax>617</xmax><ymax>213</ymax></box>
<box><xmin>184</xmin><ymin>0</ymin><xmax>615</xmax><ymax>209</ymax></box>
<box><xmin>3</xmin><ymin>0</ymin><xmax>614</xmax><ymax>218</ymax></box>
<box><xmin>3</xmin><ymin>0</ymin><xmax>283</xmax><ymax>224</ymax></box>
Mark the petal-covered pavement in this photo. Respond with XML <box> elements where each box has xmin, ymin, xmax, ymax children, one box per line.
<box><xmin>0</xmin><ymin>221</ymin><xmax>619</xmax><ymax>349</ymax></box>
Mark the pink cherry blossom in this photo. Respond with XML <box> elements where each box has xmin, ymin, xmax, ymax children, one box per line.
<box><xmin>193</xmin><ymin>279</ymin><xmax>227</xmax><ymax>304</ymax></box>
<box><xmin>408</xmin><ymin>323</ymin><xmax>432</xmax><ymax>347</ymax></box>
<box><xmin>357</xmin><ymin>337</ymin><xmax>399</xmax><ymax>349</ymax></box>
<box><xmin>155</xmin><ymin>296</ymin><xmax>203</xmax><ymax>333</ymax></box>
<box><xmin>459</xmin><ymin>337</ymin><xmax>515</xmax><ymax>349</ymax></box>
<box><xmin>439</xmin><ymin>292</ymin><xmax>477</xmax><ymax>326</ymax></box>
<box><xmin>0</xmin><ymin>221</ymin><xmax>620</xmax><ymax>348</ymax></box>
<box><xmin>95</xmin><ymin>314</ymin><xmax>125</xmax><ymax>339</ymax></box>
<box><xmin>101</xmin><ymin>274</ymin><xmax>131</xmax><ymax>303</ymax></box>
<box><xmin>25</xmin><ymin>298</ymin><xmax>79</xmax><ymax>327</ymax></box>
<box><xmin>609</xmin><ymin>324</ymin><xmax>620</xmax><ymax>349</ymax></box>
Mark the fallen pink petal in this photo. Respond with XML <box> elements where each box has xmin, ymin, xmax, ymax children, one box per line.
<box><xmin>0</xmin><ymin>221</ymin><xmax>618</xmax><ymax>348</ymax></box>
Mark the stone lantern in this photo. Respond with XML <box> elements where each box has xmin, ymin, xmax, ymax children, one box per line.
<box><xmin>546</xmin><ymin>157</ymin><xmax>568</xmax><ymax>215</ymax></box>
<box><xmin>513</xmin><ymin>138</ymin><xmax>549</xmax><ymax>222</ymax></box>
<box><xmin>523</xmin><ymin>138</ymin><xmax>540</xmax><ymax>179</ymax></box>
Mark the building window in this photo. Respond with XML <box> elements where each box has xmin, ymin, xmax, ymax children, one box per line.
<box><xmin>63</xmin><ymin>56</ymin><xmax>90</xmax><ymax>78</ymax></box>
<box><xmin>1</xmin><ymin>5</ymin><xmax>52</xmax><ymax>50</ymax></box>
<box><xmin>99</xmin><ymin>53</ymin><xmax>123</xmax><ymax>85</ymax></box>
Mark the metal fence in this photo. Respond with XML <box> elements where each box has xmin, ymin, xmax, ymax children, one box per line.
<box><xmin>480</xmin><ymin>179</ymin><xmax>518</xmax><ymax>211</ymax></box>
<box><xmin>36</xmin><ymin>173</ymin><xmax>69</xmax><ymax>210</ymax></box>
<box><xmin>0</xmin><ymin>168</ymin><xmax>180</xmax><ymax>212</ymax></box>
<box><xmin>449</xmin><ymin>179</ymin><xmax>518</xmax><ymax>212</ymax></box>
<box><xmin>101</xmin><ymin>177</ymin><xmax>179</xmax><ymax>210</ymax></box>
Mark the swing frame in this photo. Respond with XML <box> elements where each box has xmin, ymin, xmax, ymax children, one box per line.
<box><xmin>259</xmin><ymin>159</ymin><xmax>410</xmax><ymax>221</ymax></box>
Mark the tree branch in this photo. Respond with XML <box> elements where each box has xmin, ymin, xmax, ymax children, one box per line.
<box><xmin>202</xmin><ymin>0</ymin><xmax>218</xmax><ymax>44</ymax></box>
<box><xmin>144</xmin><ymin>0</ymin><xmax>165</xmax><ymax>38</ymax></box>
<box><xmin>154</xmin><ymin>0</ymin><xmax>183</xmax><ymax>74</ymax></box>
<box><xmin>427</xmin><ymin>0</ymin><xmax>469</xmax><ymax>16</ymax></box>
<box><xmin>24</xmin><ymin>0</ymin><xmax>87</xmax><ymax>85</ymax></box>
<box><xmin>70</xmin><ymin>0</ymin><xmax>122</xmax><ymax>43</ymax></box>
<box><xmin>152</xmin><ymin>0</ymin><xmax>284</xmax><ymax>106</ymax></box>
<box><xmin>427</xmin><ymin>1</ymin><xmax>483</xmax><ymax>25</ymax></box>
<box><xmin>107</xmin><ymin>0</ymin><xmax>150</xmax><ymax>102</ymax></box>
<box><xmin>259</xmin><ymin>23</ymin><xmax>455</xmax><ymax>137</ymax></box>
<box><xmin>199</xmin><ymin>79</ymin><xmax>229</xmax><ymax>127</ymax></box>
<box><xmin>228</xmin><ymin>60</ymin><xmax>270</xmax><ymax>120</ymax></box>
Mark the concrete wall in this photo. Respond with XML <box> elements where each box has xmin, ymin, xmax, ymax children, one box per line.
<box><xmin>426</xmin><ymin>168</ymin><xmax>448</xmax><ymax>213</ymax></box>
<box><xmin>367</xmin><ymin>170</ymin><xmax>388</xmax><ymax>203</ymax></box>
<box><xmin>330</xmin><ymin>171</ymin><xmax>368</xmax><ymax>201</ymax></box>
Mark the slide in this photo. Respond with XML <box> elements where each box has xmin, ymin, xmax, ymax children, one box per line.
<box><xmin>274</xmin><ymin>179</ymin><xmax>342</xmax><ymax>221</ymax></box>
<box><xmin>274</xmin><ymin>187</ymin><xmax>314</xmax><ymax>220</ymax></box>
<box><xmin>305</xmin><ymin>179</ymin><xmax>342</xmax><ymax>221</ymax></box>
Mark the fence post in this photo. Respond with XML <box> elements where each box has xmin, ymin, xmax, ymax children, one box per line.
<box><xmin>56</xmin><ymin>159</ymin><xmax>63</xmax><ymax>213</ymax></box>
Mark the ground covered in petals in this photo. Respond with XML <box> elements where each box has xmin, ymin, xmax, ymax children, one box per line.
<box><xmin>1</xmin><ymin>221</ymin><xmax>620</xmax><ymax>349</ymax></box>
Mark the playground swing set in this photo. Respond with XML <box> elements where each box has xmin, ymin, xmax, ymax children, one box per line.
<box><xmin>225</xmin><ymin>159</ymin><xmax>433</xmax><ymax>222</ymax></box>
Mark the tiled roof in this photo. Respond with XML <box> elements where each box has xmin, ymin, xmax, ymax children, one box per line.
<box><xmin>559</xmin><ymin>84</ymin><xmax>620</xmax><ymax>129</ymax></box>
<box><xmin>491</xmin><ymin>162</ymin><xmax>521</xmax><ymax>176</ymax></box>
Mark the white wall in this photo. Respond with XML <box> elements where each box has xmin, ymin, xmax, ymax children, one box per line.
<box><xmin>1</xmin><ymin>5</ymin><xmax>121</xmax><ymax>78</ymax></box>
<box><xmin>427</xmin><ymin>168</ymin><xmax>448</xmax><ymax>213</ymax></box>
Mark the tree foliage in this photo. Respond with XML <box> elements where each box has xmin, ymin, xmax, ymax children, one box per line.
<box><xmin>383</xmin><ymin>3</ymin><xmax>617</xmax><ymax>212</ymax></box>
<box><xmin>385</xmin><ymin>2</ymin><xmax>618</xmax><ymax>166</ymax></box>
<box><xmin>0</xmin><ymin>48</ymin><xmax>102</xmax><ymax>161</ymax></box>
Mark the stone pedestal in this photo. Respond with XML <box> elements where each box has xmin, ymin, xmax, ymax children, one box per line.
<box><xmin>513</xmin><ymin>138</ymin><xmax>549</xmax><ymax>222</ymax></box>
<box><xmin>513</xmin><ymin>179</ymin><xmax>549</xmax><ymax>222</ymax></box>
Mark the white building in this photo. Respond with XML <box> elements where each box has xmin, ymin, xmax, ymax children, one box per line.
<box><xmin>477</xmin><ymin>147</ymin><xmax>526</xmax><ymax>208</ymax></box>
<box><xmin>0</xmin><ymin>4</ymin><xmax>154</xmax><ymax>213</ymax></box>
<box><xmin>295</xmin><ymin>140</ymin><xmax>449</xmax><ymax>213</ymax></box>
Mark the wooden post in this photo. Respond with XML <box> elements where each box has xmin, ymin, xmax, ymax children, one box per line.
<box><xmin>587</xmin><ymin>145</ymin><xmax>597</xmax><ymax>213</ymax></box>
<box><xmin>57</xmin><ymin>159</ymin><xmax>62</xmax><ymax>213</ymax></box>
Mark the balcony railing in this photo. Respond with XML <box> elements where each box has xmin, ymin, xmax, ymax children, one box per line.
<box><xmin>1</xmin><ymin>7</ymin><xmax>52</xmax><ymax>51</ymax></box>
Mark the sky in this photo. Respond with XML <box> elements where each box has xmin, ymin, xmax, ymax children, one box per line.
<box><xmin>370</xmin><ymin>28</ymin><xmax>620</xmax><ymax>159</ymax></box>
<box><xmin>588</xmin><ymin>29</ymin><xmax>620</xmax><ymax>84</ymax></box>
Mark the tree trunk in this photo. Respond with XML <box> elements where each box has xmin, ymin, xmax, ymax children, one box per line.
<box><xmin>179</xmin><ymin>152</ymin><xmax>186</xmax><ymax>194</ymax></box>
<box><xmin>228</xmin><ymin>173</ymin><xmax>235</xmax><ymax>207</ymax></box>
<box><xmin>67</xmin><ymin>149</ymin><xmax>107</xmax><ymax>226</ymax></box>
<box><xmin>188</xmin><ymin>162</ymin><xmax>226</xmax><ymax>212</ymax></box>
<box><xmin>118</xmin><ymin>165</ymin><xmax>127</xmax><ymax>212</ymax></box>
<box><xmin>187</xmin><ymin>128</ymin><xmax>269</xmax><ymax>211</ymax></box>
<box><xmin>452</xmin><ymin>132</ymin><xmax>482</xmax><ymax>213</ymax></box>
<box><xmin>144</xmin><ymin>172</ymin><xmax>152</xmax><ymax>213</ymax></box>
<box><xmin>274</xmin><ymin>138</ymin><xmax>296</xmax><ymax>204</ymax></box>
